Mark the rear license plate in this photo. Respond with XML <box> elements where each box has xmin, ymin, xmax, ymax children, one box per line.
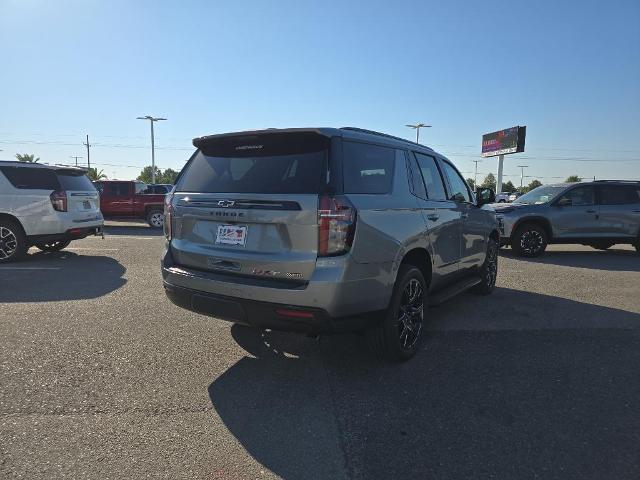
<box><xmin>83</xmin><ymin>200</ymin><xmax>91</xmax><ymax>209</ymax></box>
<box><xmin>215</xmin><ymin>225</ymin><xmax>247</xmax><ymax>246</ymax></box>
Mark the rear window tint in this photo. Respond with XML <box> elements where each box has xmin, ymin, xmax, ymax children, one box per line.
<box><xmin>56</xmin><ymin>171</ymin><xmax>96</xmax><ymax>191</ymax></box>
<box><xmin>177</xmin><ymin>151</ymin><xmax>326</xmax><ymax>194</ymax></box>
<box><xmin>342</xmin><ymin>142</ymin><xmax>395</xmax><ymax>194</ymax></box>
<box><xmin>0</xmin><ymin>166</ymin><xmax>60</xmax><ymax>190</ymax></box>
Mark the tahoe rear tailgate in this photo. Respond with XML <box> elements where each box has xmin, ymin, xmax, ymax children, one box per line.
<box><xmin>170</xmin><ymin>131</ymin><xmax>331</xmax><ymax>282</ymax></box>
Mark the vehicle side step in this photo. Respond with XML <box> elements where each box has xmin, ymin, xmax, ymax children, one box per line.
<box><xmin>428</xmin><ymin>276</ymin><xmax>482</xmax><ymax>306</ymax></box>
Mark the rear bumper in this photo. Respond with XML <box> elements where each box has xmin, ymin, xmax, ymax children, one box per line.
<box><xmin>163</xmin><ymin>282</ymin><xmax>380</xmax><ymax>334</ymax></box>
<box><xmin>28</xmin><ymin>225</ymin><xmax>104</xmax><ymax>245</ymax></box>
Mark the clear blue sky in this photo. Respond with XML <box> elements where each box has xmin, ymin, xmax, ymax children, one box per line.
<box><xmin>1</xmin><ymin>0</ymin><xmax>639</xmax><ymax>184</ymax></box>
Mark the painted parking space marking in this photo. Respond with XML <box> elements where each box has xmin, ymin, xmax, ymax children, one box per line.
<box><xmin>0</xmin><ymin>267</ymin><xmax>61</xmax><ymax>270</ymax></box>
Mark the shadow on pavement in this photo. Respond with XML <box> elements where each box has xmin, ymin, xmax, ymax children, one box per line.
<box><xmin>0</xmin><ymin>251</ymin><xmax>126</xmax><ymax>302</ymax></box>
<box><xmin>104</xmin><ymin>222</ymin><xmax>163</xmax><ymax>237</ymax></box>
<box><xmin>209</xmin><ymin>289</ymin><xmax>640</xmax><ymax>480</ymax></box>
<box><xmin>500</xmin><ymin>247</ymin><xmax>640</xmax><ymax>272</ymax></box>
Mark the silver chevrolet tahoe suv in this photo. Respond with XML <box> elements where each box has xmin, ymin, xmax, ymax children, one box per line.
<box><xmin>494</xmin><ymin>181</ymin><xmax>640</xmax><ymax>257</ymax></box>
<box><xmin>162</xmin><ymin>128</ymin><xmax>499</xmax><ymax>360</ymax></box>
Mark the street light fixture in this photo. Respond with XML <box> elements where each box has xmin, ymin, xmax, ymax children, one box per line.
<box><xmin>137</xmin><ymin>115</ymin><xmax>167</xmax><ymax>184</ymax></box>
<box><xmin>405</xmin><ymin>123</ymin><xmax>431</xmax><ymax>144</ymax></box>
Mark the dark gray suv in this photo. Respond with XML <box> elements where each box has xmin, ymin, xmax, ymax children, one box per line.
<box><xmin>494</xmin><ymin>180</ymin><xmax>640</xmax><ymax>256</ymax></box>
<box><xmin>161</xmin><ymin>128</ymin><xmax>499</xmax><ymax>360</ymax></box>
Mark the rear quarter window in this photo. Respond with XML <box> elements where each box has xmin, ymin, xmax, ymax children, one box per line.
<box><xmin>599</xmin><ymin>185</ymin><xmax>640</xmax><ymax>205</ymax></box>
<box><xmin>342</xmin><ymin>142</ymin><xmax>395</xmax><ymax>194</ymax></box>
<box><xmin>0</xmin><ymin>166</ymin><xmax>60</xmax><ymax>190</ymax></box>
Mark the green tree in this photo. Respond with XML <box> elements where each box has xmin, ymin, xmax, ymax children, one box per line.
<box><xmin>502</xmin><ymin>180</ymin><xmax>516</xmax><ymax>193</ymax></box>
<box><xmin>525</xmin><ymin>179</ymin><xmax>543</xmax><ymax>192</ymax></box>
<box><xmin>481</xmin><ymin>173</ymin><xmax>496</xmax><ymax>191</ymax></box>
<box><xmin>15</xmin><ymin>153</ymin><xmax>39</xmax><ymax>163</ymax></box>
<box><xmin>161</xmin><ymin>168</ymin><xmax>179</xmax><ymax>184</ymax></box>
<box><xmin>87</xmin><ymin>168</ymin><xmax>107</xmax><ymax>181</ymax></box>
<box><xmin>466</xmin><ymin>178</ymin><xmax>476</xmax><ymax>190</ymax></box>
<box><xmin>565</xmin><ymin>175</ymin><xmax>582</xmax><ymax>183</ymax></box>
<box><xmin>137</xmin><ymin>165</ymin><xmax>163</xmax><ymax>184</ymax></box>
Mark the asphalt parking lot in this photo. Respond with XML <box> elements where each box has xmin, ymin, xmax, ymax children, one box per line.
<box><xmin>1</xmin><ymin>221</ymin><xmax>639</xmax><ymax>480</ymax></box>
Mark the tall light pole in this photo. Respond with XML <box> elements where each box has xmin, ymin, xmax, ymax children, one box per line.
<box><xmin>137</xmin><ymin>115</ymin><xmax>167</xmax><ymax>184</ymax></box>
<box><xmin>517</xmin><ymin>165</ymin><xmax>529</xmax><ymax>191</ymax></box>
<box><xmin>70</xmin><ymin>155</ymin><xmax>83</xmax><ymax>167</ymax></box>
<box><xmin>405</xmin><ymin>123</ymin><xmax>431</xmax><ymax>144</ymax></box>
<box><xmin>83</xmin><ymin>135</ymin><xmax>91</xmax><ymax>170</ymax></box>
<box><xmin>472</xmin><ymin>159</ymin><xmax>482</xmax><ymax>187</ymax></box>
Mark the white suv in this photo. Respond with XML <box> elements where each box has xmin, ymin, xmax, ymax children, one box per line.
<box><xmin>0</xmin><ymin>161</ymin><xmax>103</xmax><ymax>263</ymax></box>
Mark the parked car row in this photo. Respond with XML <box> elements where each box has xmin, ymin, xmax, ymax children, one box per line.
<box><xmin>2</xmin><ymin>127</ymin><xmax>639</xmax><ymax>362</ymax></box>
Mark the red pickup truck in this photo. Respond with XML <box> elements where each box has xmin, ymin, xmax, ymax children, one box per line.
<box><xmin>94</xmin><ymin>180</ymin><xmax>167</xmax><ymax>228</ymax></box>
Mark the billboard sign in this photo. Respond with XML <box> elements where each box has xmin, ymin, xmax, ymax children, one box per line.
<box><xmin>481</xmin><ymin>126</ymin><xmax>526</xmax><ymax>157</ymax></box>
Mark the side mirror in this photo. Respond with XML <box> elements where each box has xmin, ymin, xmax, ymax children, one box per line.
<box><xmin>557</xmin><ymin>197</ymin><xmax>572</xmax><ymax>207</ymax></box>
<box><xmin>476</xmin><ymin>187</ymin><xmax>495</xmax><ymax>206</ymax></box>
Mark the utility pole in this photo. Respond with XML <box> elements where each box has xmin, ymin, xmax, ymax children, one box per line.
<box><xmin>70</xmin><ymin>155</ymin><xmax>83</xmax><ymax>167</ymax></box>
<box><xmin>83</xmin><ymin>135</ymin><xmax>91</xmax><ymax>170</ymax></box>
<box><xmin>405</xmin><ymin>123</ymin><xmax>431</xmax><ymax>144</ymax></box>
<box><xmin>137</xmin><ymin>115</ymin><xmax>167</xmax><ymax>184</ymax></box>
<box><xmin>517</xmin><ymin>165</ymin><xmax>529</xmax><ymax>191</ymax></box>
<box><xmin>472</xmin><ymin>159</ymin><xmax>482</xmax><ymax>187</ymax></box>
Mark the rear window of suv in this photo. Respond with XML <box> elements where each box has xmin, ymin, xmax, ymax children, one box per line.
<box><xmin>178</xmin><ymin>151</ymin><xmax>326</xmax><ymax>194</ymax></box>
<box><xmin>179</xmin><ymin>132</ymin><xmax>333</xmax><ymax>194</ymax></box>
<box><xmin>0</xmin><ymin>166</ymin><xmax>60</xmax><ymax>190</ymax></box>
<box><xmin>56</xmin><ymin>170</ymin><xmax>96</xmax><ymax>191</ymax></box>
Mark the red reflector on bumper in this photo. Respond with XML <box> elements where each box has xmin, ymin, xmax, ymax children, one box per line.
<box><xmin>68</xmin><ymin>228</ymin><xmax>83</xmax><ymax>235</ymax></box>
<box><xmin>275</xmin><ymin>308</ymin><xmax>315</xmax><ymax>319</ymax></box>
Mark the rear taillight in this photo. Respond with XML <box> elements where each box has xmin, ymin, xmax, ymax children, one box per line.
<box><xmin>50</xmin><ymin>190</ymin><xmax>67</xmax><ymax>212</ymax></box>
<box><xmin>318</xmin><ymin>195</ymin><xmax>357</xmax><ymax>257</ymax></box>
<box><xmin>164</xmin><ymin>192</ymin><xmax>174</xmax><ymax>240</ymax></box>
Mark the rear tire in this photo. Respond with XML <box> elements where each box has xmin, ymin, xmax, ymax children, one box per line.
<box><xmin>147</xmin><ymin>209</ymin><xmax>164</xmax><ymax>229</ymax></box>
<box><xmin>472</xmin><ymin>238</ymin><xmax>498</xmax><ymax>295</ymax></box>
<box><xmin>35</xmin><ymin>240</ymin><xmax>71</xmax><ymax>252</ymax></box>
<box><xmin>367</xmin><ymin>265</ymin><xmax>426</xmax><ymax>362</ymax></box>
<box><xmin>511</xmin><ymin>223</ymin><xmax>548</xmax><ymax>257</ymax></box>
<box><xmin>0</xmin><ymin>219</ymin><xmax>27</xmax><ymax>263</ymax></box>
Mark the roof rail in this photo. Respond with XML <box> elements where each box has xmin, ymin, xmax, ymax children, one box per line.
<box><xmin>340</xmin><ymin>127</ymin><xmax>433</xmax><ymax>150</ymax></box>
<box><xmin>593</xmin><ymin>179</ymin><xmax>640</xmax><ymax>183</ymax></box>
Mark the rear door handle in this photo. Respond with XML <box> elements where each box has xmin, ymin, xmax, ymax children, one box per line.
<box><xmin>586</xmin><ymin>209</ymin><xmax>597</xmax><ymax>213</ymax></box>
<box><xmin>461</xmin><ymin>213</ymin><xmax>469</xmax><ymax>219</ymax></box>
<box><xmin>426</xmin><ymin>214</ymin><xmax>439</xmax><ymax>221</ymax></box>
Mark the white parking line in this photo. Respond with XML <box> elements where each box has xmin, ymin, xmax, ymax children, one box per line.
<box><xmin>107</xmin><ymin>236</ymin><xmax>158</xmax><ymax>240</ymax></box>
<box><xmin>66</xmin><ymin>247</ymin><xmax>119</xmax><ymax>251</ymax></box>
<box><xmin>0</xmin><ymin>267</ymin><xmax>61</xmax><ymax>270</ymax></box>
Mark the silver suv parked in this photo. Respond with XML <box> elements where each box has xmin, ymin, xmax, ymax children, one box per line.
<box><xmin>162</xmin><ymin>128</ymin><xmax>499</xmax><ymax>360</ymax></box>
<box><xmin>494</xmin><ymin>181</ymin><xmax>640</xmax><ymax>257</ymax></box>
